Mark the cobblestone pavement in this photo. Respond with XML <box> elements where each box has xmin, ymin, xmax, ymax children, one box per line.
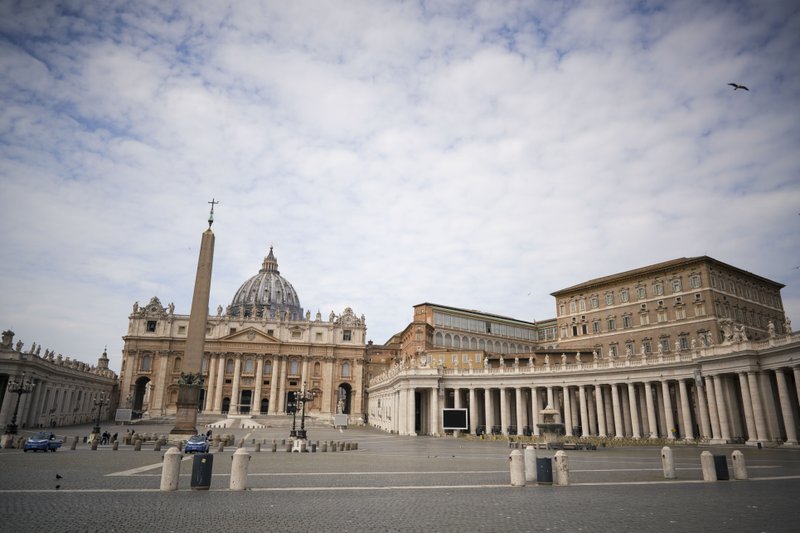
<box><xmin>2</xmin><ymin>422</ymin><xmax>799</xmax><ymax>531</ymax></box>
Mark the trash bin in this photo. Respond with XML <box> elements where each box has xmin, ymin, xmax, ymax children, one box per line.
<box><xmin>536</xmin><ymin>457</ymin><xmax>553</xmax><ymax>485</ymax></box>
<box><xmin>191</xmin><ymin>453</ymin><xmax>213</xmax><ymax>490</ymax></box>
<box><xmin>713</xmin><ymin>455</ymin><xmax>729</xmax><ymax>481</ymax></box>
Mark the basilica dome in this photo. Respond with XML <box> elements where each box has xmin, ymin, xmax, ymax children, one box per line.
<box><xmin>229</xmin><ymin>247</ymin><xmax>304</xmax><ymax>320</ymax></box>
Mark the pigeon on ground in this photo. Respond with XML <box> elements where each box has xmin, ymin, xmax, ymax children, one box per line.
<box><xmin>56</xmin><ymin>474</ymin><xmax>63</xmax><ymax>479</ymax></box>
<box><xmin>728</xmin><ymin>83</ymin><xmax>749</xmax><ymax>91</ymax></box>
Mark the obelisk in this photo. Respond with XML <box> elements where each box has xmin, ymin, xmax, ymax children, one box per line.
<box><xmin>170</xmin><ymin>199</ymin><xmax>218</xmax><ymax>441</ymax></box>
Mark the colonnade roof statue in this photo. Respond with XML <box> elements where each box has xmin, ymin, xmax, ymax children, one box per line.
<box><xmin>228</xmin><ymin>246</ymin><xmax>303</xmax><ymax>320</ymax></box>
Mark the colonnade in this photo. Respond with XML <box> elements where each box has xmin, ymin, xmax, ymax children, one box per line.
<box><xmin>368</xmin><ymin>364</ymin><xmax>800</xmax><ymax>446</ymax></box>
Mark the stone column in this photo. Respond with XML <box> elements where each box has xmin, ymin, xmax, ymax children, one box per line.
<box><xmin>500</xmin><ymin>387</ymin><xmax>509</xmax><ymax>435</ymax></box>
<box><xmin>231</xmin><ymin>355</ymin><xmax>242</xmax><ymax>414</ymax></box>
<box><xmin>595</xmin><ymin>385</ymin><xmax>607</xmax><ymax>438</ymax></box>
<box><xmin>407</xmin><ymin>387</ymin><xmax>416</xmax><ymax>435</ymax></box>
<box><xmin>547</xmin><ymin>386</ymin><xmax>554</xmax><ymax>408</ymax></box>
<box><xmin>603</xmin><ymin>385</ymin><xmax>614</xmax><ymax>436</ymax></box>
<box><xmin>627</xmin><ymin>383</ymin><xmax>641</xmax><ymax>439</ymax></box>
<box><xmin>704</xmin><ymin>376</ymin><xmax>721</xmax><ymax>441</ymax></box>
<box><xmin>794</xmin><ymin>367</ymin><xmax>800</xmax><ymax>410</ymax></box>
<box><xmin>563</xmin><ymin>387</ymin><xmax>573</xmax><ymax>437</ymax></box>
<box><xmin>515</xmin><ymin>387</ymin><xmax>525</xmax><ymax>435</ymax></box>
<box><xmin>205</xmin><ymin>353</ymin><xmax>217</xmax><ymax>412</ymax></box>
<box><xmin>484</xmin><ymin>388</ymin><xmax>494</xmax><ymax>434</ymax></box>
<box><xmin>213</xmin><ymin>356</ymin><xmax>225</xmax><ymax>413</ymax></box>
<box><xmin>398</xmin><ymin>387</ymin><xmax>408</xmax><ymax>435</ymax></box>
<box><xmin>775</xmin><ymin>368</ymin><xmax>799</xmax><ymax>445</ymax></box>
<box><xmin>610</xmin><ymin>384</ymin><xmax>623</xmax><ymax>438</ymax></box>
<box><xmin>469</xmin><ymin>388</ymin><xmax>478</xmax><ymax>436</ymax></box>
<box><xmin>737</xmin><ymin>373</ymin><xmax>758</xmax><ymax>444</ymax></box>
<box><xmin>747</xmin><ymin>371</ymin><xmax>769</xmax><ymax>442</ymax></box>
<box><xmin>254</xmin><ymin>356</ymin><xmax>264</xmax><ymax>414</ymax></box>
<box><xmin>678</xmin><ymin>380</ymin><xmax>694</xmax><ymax>440</ymax></box>
<box><xmin>621</xmin><ymin>386</ymin><xmax>632</xmax><ymax>437</ymax></box>
<box><xmin>268</xmin><ymin>357</ymin><xmax>280</xmax><ymax>414</ymax></box>
<box><xmin>586</xmin><ymin>388</ymin><xmax>597</xmax><ymax>436</ymax></box>
<box><xmin>277</xmin><ymin>356</ymin><xmax>287</xmax><ymax>413</ymax></box>
<box><xmin>530</xmin><ymin>387</ymin><xmax>540</xmax><ymax>436</ymax></box>
<box><xmin>713</xmin><ymin>375</ymin><xmax>731</xmax><ymax>442</ymax></box>
<box><xmin>430</xmin><ymin>387</ymin><xmax>440</xmax><ymax>436</ymax></box>
<box><xmin>453</xmin><ymin>388</ymin><xmax>462</xmax><ymax>437</ymax></box>
<box><xmin>661</xmin><ymin>381</ymin><xmax>676</xmax><ymax>440</ymax></box>
<box><xmin>695</xmin><ymin>379</ymin><xmax>712</xmax><ymax>440</ymax></box>
<box><xmin>579</xmin><ymin>385</ymin><xmax>589</xmax><ymax>438</ymax></box>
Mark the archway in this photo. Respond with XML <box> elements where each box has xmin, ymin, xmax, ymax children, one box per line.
<box><xmin>337</xmin><ymin>383</ymin><xmax>352</xmax><ymax>414</ymax></box>
<box><xmin>133</xmin><ymin>376</ymin><xmax>150</xmax><ymax>417</ymax></box>
<box><xmin>240</xmin><ymin>390</ymin><xmax>252</xmax><ymax>414</ymax></box>
<box><xmin>222</xmin><ymin>397</ymin><xmax>231</xmax><ymax>414</ymax></box>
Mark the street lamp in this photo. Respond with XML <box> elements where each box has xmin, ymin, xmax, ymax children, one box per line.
<box><xmin>4</xmin><ymin>372</ymin><xmax>35</xmax><ymax>435</ymax></box>
<box><xmin>91</xmin><ymin>393</ymin><xmax>110</xmax><ymax>437</ymax></box>
<box><xmin>296</xmin><ymin>382</ymin><xmax>318</xmax><ymax>441</ymax></box>
<box><xmin>288</xmin><ymin>391</ymin><xmax>298</xmax><ymax>438</ymax></box>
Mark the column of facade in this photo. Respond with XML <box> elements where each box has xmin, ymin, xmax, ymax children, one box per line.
<box><xmin>678</xmin><ymin>380</ymin><xmax>694</xmax><ymax>440</ymax></box>
<box><xmin>621</xmin><ymin>386</ymin><xmax>632</xmax><ymax>437</ymax></box>
<box><xmin>254</xmin><ymin>356</ymin><xmax>264</xmax><ymax>414</ymax></box>
<box><xmin>610</xmin><ymin>384</ymin><xmax>623</xmax><ymax>438</ymax></box>
<box><xmin>397</xmin><ymin>387</ymin><xmax>408</xmax><ymax>435</ymax></box>
<box><xmin>644</xmin><ymin>381</ymin><xmax>658</xmax><ymax>439</ymax></box>
<box><xmin>430</xmin><ymin>387</ymin><xmax>440</xmax><ymax>436</ymax></box>
<box><xmin>747</xmin><ymin>371</ymin><xmax>769</xmax><ymax>441</ymax></box>
<box><xmin>595</xmin><ymin>385</ymin><xmax>607</xmax><ymax>438</ymax></box>
<box><xmin>758</xmin><ymin>372</ymin><xmax>780</xmax><ymax>440</ymax></box>
<box><xmin>453</xmin><ymin>388</ymin><xmax>462</xmax><ymax>437</ymax></box>
<box><xmin>774</xmin><ymin>368</ymin><xmax>798</xmax><ymax>445</ymax></box>
<box><xmin>586</xmin><ymin>388</ymin><xmax>597</xmax><ymax>436</ymax></box>
<box><xmin>546</xmin><ymin>386</ymin><xmax>554</xmax><ymax>408</ymax></box>
<box><xmin>704</xmin><ymin>376</ymin><xmax>721</xmax><ymax>441</ymax></box>
<box><xmin>268</xmin><ymin>357</ymin><xmax>280</xmax><ymax>414</ymax></box>
<box><xmin>794</xmin><ymin>367</ymin><xmax>800</xmax><ymax>410</ymax></box>
<box><xmin>563</xmin><ymin>387</ymin><xmax>573</xmax><ymax>437</ymax></box>
<box><xmin>627</xmin><ymin>383</ymin><xmax>641</xmax><ymax>439</ymax></box>
<box><xmin>578</xmin><ymin>386</ymin><xmax>589</xmax><ymax>437</ymax></box>
<box><xmin>205</xmin><ymin>353</ymin><xmax>217</xmax><ymax>412</ymax></box>
<box><xmin>276</xmin><ymin>356</ymin><xmax>288</xmax><ymax>413</ymax></box>
<box><xmin>469</xmin><ymin>388</ymin><xmax>478</xmax><ymax>435</ymax></box>
<box><xmin>603</xmin><ymin>385</ymin><xmax>614</xmax><ymax>436</ymax></box>
<box><xmin>213</xmin><ymin>356</ymin><xmax>225</xmax><ymax>413</ymax></box>
<box><xmin>713</xmin><ymin>375</ymin><xmax>732</xmax><ymax>442</ymax></box>
<box><xmin>484</xmin><ymin>388</ymin><xmax>494</xmax><ymax>434</ymax></box>
<box><xmin>407</xmin><ymin>386</ymin><xmax>416</xmax><ymax>435</ymax></box>
<box><xmin>737</xmin><ymin>372</ymin><xmax>758</xmax><ymax>443</ymax></box>
<box><xmin>695</xmin><ymin>380</ymin><xmax>712</xmax><ymax>440</ymax></box>
<box><xmin>515</xmin><ymin>388</ymin><xmax>525</xmax><ymax>435</ymax></box>
<box><xmin>530</xmin><ymin>387</ymin><xmax>540</xmax><ymax>436</ymax></box>
<box><xmin>230</xmin><ymin>355</ymin><xmax>242</xmax><ymax>414</ymax></box>
<box><xmin>661</xmin><ymin>381</ymin><xmax>676</xmax><ymax>440</ymax></box>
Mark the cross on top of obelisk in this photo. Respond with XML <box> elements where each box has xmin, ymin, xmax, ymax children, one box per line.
<box><xmin>207</xmin><ymin>198</ymin><xmax>220</xmax><ymax>229</ymax></box>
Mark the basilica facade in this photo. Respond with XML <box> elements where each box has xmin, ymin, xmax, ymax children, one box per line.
<box><xmin>118</xmin><ymin>247</ymin><xmax>367</xmax><ymax>423</ymax></box>
<box><xmin>367</xmin><ymin>256</ymin><xmax>800</xmax><ymax>447</ymax></box>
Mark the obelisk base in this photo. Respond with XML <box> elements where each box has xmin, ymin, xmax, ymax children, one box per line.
<box><xmin>169</xmin><ymin>384</ymin><xmax>201</xmax><ymax>443</ymax></box>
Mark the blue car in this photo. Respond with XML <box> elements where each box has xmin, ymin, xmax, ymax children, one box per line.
<box><xmin>23</xmin><ymin>432</ymin><xmax>63</xmax><ymax>452</ymax></box>
<box><xmin>184</xmin><ymin>435</ymin><xmax>210</xmax><ymax>453</ymax></box>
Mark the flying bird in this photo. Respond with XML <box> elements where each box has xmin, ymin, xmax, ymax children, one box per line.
<box><xmin>728</xmin><ymin>83</ymin><xmax>749</xmax><ymax>91</ymax></box>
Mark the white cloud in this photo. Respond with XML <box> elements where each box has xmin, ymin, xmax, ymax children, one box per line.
<box><xmin>0</xmin><ymin>0</ymin><xmax>798</xmax><ymax>371</ymax></box>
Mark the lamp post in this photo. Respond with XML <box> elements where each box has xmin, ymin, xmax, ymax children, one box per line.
<box><xmin>296</xmin><ymin>382</ymin><xmax>317</xmax><ymax>441</ymax></box>
<box><xmin>4</xmin><ymin>372</ymin><xmax>35</xmax><ymax>435</ymax></box>
<box><xmin>288</xmin><ymin>391</ymin><xmax>298</xmax><ymax>438</ymax></box>
<box><xmin>91</xmin><ymin>393</ymin><xmax>110</xmax><ymax>437</ymax></box>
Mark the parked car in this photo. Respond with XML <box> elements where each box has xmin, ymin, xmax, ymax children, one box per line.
<box><xmin>184</xmin><ymin>434</ymin><xmax>210</xmax><ymax>453</ymax></box>
<box><xmin>23</xmin><ymin>432</ymin><xmax>63</xmax><ymax>452</ymax></box>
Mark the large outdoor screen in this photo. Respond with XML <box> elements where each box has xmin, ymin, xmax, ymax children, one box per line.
<box><xmin>442</xmin><ymin>408</ymin><xmax>469</xmax><ymax>430</ymax></box>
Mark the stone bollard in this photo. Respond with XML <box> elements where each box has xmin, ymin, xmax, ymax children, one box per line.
<box><xmin>91</xmin><ymin>440</ymin><xmax>98</xmax><ymax>451</ymax></box>
<box><xmin>112</xmin><ymin>441</ymin><xmax>119</xmax><ymax>451</ymax></box>
<box><xmin>524</xmin><ymin>445</ymin><xmax>538</xmax><ymax>483</ymax></box>
<box><xmin>71</xmin><ymin>436</ymin><xmax>78</xmax><ymax>451</ymax></box>
<box><xmin>345</xmin><ymin>442</ymin><xmax>351</xmax><ymax>451</ymax></box>
<box><xmin>238</xmin><ymin>438</ymin><xmax>244</xmax><ymax>449</ymax></box>
<box><xmin>281</xmin><ymin>439</ymin><xmax>286</xmax><ymax>446</ymax></box>
<box><xmin>321</xmin><ymin>442</ymin><xmax>327</xmax><ymax>452</ymax></box>
<box><xmin>553</xmin><ymin>450</ymin><xmax>570</xmax><ymax>486</ymax></box>
<box><xmin>217</xmin><ymin>442</ymin><xmax>224</xmax><ymax>453</ymax></box>
<box><xmin>230</xmin><ymin>448</ymin><xmax>251</xmax><ymax>491</ymax></box>
<box><xmin>700</xmin><ymin>451</ymin><xmax>717</xmax><ymax>482</ymax></box>
<box><xmin>331</xmin><ymin>442</ymin><xmax>337</xmax><ymax>452</ymax></box>
<box><xmin>174</xmin><ymin>441</ymin><xmax>180</xmax><ymax>452</ymax></box>
<box><xmin>509</xmin><ymin>450</ymin><xmax>526</xmax><ymax>487</ymax></box>
<box><xmin>154</xmin><ymin>440</ymin><xmax>162</xmax><ymax>452</ymax></box>
<box><xmin>285</xmin><ymin>442</ymin><xmax>292</xmax><ymax>453</ymax></box>
<box><xmin>160</xmin><ymin>447</ymin><xmax>182</xmax><ymax>491</ymax></box>
<box><xmin>255</xmin><ymin>443</ymin><xmax>261</xmax><ymax>453</ymax></box>
<box><xmin>299</xmin><ymin>441</ymin><xmax>307</xmax><ymax>453</ymax></box>
<box><xmin>271</xmin><ymin>443</ymin><xmax>277</xmax><ymax>453</ymax></box>
<box><xmin>732</xmin><ymin>450</ymin><xmax>748</xmax><ymax>480</ymax></box>
<box><xmin>311</xmin><ymin>443</ymin><xmax>317</xmax><ymax>453</ymax></box>
<box><xmin>252</xmin><ymin>438</ymin><xmax>256</xmax><ymax>444</ymax></box>
<box><xmin>353</xmin><ymin>442</ymin><xmax>358</xmax><ymax>450</ymax></box>
<box><xmin>661</xmin><ymin>446</ymin><xmax>676</xmax><ymax>479</ymax></box>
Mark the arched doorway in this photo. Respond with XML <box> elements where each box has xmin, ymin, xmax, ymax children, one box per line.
<box><xmin>240</xmin><ymin>390</ymin><xmax>252</xmax><ymax>414</ymax></box>
<box><xmin>337</xmin><ymin>383</ymin><xmax>352</xmax><ymax>414</ymax></box>
<box><xmin>222</xmin><ymin>397</ymin><xmax>230</xmax><ymax>414</ymax></box>
<box><xmin>133</xmin><ymin>377</ymin><xmax>150</xmax><ymax>417</ymax></box>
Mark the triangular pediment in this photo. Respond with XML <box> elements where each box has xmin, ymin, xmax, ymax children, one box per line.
<box><xmin>219</xmin><ymin>327</ymin><xmax>279</xmax><ymax>343</ymax></box>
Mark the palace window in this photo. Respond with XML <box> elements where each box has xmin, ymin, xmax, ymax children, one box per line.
<box><xmin>579</xmin><ymin>299</ymin><xmax>586</xmax><ymax>312</ymax></box>
<box><xmin>559</xmin><ymin>304</ymin><xmax>565</xmax><ymax>316</ymax></box>
<box><xmin>590</xmin><ymin>296</ymin><xmax>599</xmax><ymax>309</ymax></box>
<box><xmin>637</xmin><ymin>286</ymin><xmax>646</xmax><ymax>299</ymax></box>
<box><xmin>642</xmin><ymin>339</ymin><xmax>652</xmax><ymax>354</ymax></box>
<box><xmin>679</xmin><ymin>335</ymin><xmax>690</xmax><ymax>350</ymax></box>
<box><xmin>244</xmin><ymin>358</ymin><xmax>254</xmax><ymax>373</ymax></box>
<box><xmin>657</xmin><ymin>310</ymin><xmax>668</xmax><ymax>323</ymax></box>
<box><xmin>622</xmin><ymin>315</ymin><xmax>632</xmax><ymax>329</ymax></box>
<box><xmin>264</xmin><ymin>361</ymin><xmax>272</xmax><ymax>375</ymax></box>
<box><xmin>173</xmin><ymin>357</ymin><xmax>181</xmax><ymax>372</ymax></box>
<box><xmin>225</xmin><ymin>359</ymin><xmax>234</xmax><ymax>374</ymax></box>
<box><xmin>343</xmin><ymin>330</ymin><xmax>352</xmax><ymax>341</ymax></box>
<box><xmin>620</xmin><ymin>290</ymin><xmax>629</xmax><ymax>303</ymax></box>
<box><xmin>660</xmin><ymin>338</ymin><xmax>670</xmax><ymax>352</ymax></box>
<box><xmin>625</xmin><ymin>342</ymin><xmax>635</xmax><ymax>356</ymax></box>
<box><xmin>569</xmin><ymin>301</ymin><xmax>577</xmax><ymax>313</ymax></box>
<box><xmin>140</xmin><ymin>355</ymin><xmax>151</xmax><ymax>372</ymax></box>
<box><xmin>690</xmin><ymin>274</ymin><xmax>701</xmax><ymax>289</ymax></box>
<box><xmin>607</xmin><ymin>318</ymin><xmax>616</xmax><ymax>331</ymax></box>
<box><xmin>640</xmin><ymin>313</ymin><xmax>650</xmax><ymax>325</ymax></box>
<box><xmin>146</xmin><ymin>321</ymin><xmax>157</xmax><ymax>332</ymax></box>
<box><xmin>341</xmin><ymin>361</ymin><xmax>351</xmax><ymax>378</ymax></box>
<box><xmin>314</xmin><ymin>362</ymin><xmax>321</xmax><ymax>376</ymax></box>
<box><xmin>609</xmin><ymin>344</ymin><xmax>618</xmax><ymax>358</ymax></box>
<box><xmin>675</xmin><ymin>307</ymin><xmax>686</xmax><ymax>320</ymax></box>
<box><xmin>289</xmin><ymin>359</ymin><xmax>299</xmax><ymax>375</ymax></box>
<box><xmin>605</xmin><ymin>293</ymin><xmax>614</xmax><ymax>306</ymax></box>
<box><xmin>672</xmin><ymin>279</ymin><xmax>682</xmax><ymax>293</ymax></box>
<box><xmin>592</xmin><ymin>321</ymin><xmax>601</xmax><ymax>334</ymax></box>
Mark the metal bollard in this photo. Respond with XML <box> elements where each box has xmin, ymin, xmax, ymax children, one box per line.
<box><xmin>160</xmin><ymin>447</ymin><xmax>182</xmax><ymax>491</ymax></box>
<box><xmin>700</xmin><ymin>451</ymin><xmax>717</xmax><ymax>482</ymax></box>
<box><xmin>661</xmin><ymin>446</ymin><xmax>676</xmax><ymax>479</ymax></box>
<box><xmin>732</xmin><ymin>450</ymin><xmax>748</xmax><ymax>480</ymax></box>
<box><xmin>230</xmin><ymin>448</ymin><xmax>251</xmax><ymax>491</ymax></box>
<box><xmin>524</xmin><ymin>445</ymin><xmax>537</xmax><ymax>482</ymax></box>
<box><xmin>311</xmin><ymin>443</ymin><xmax>317</xmax><ymax>453</ymax></box>
<box><xmin>553</xmin><ymin>450</ymin><xmax>570</xmax><ymax>486</ymax></box>
<box><xmin>255</xmin><ymin>442</ymin><xmax>261</xmax><ymax>453</ymax></box>
<box><xmin>509</xmin><ymin>450</ymin><xmax>526</xmax><ymax>487</ymax></box>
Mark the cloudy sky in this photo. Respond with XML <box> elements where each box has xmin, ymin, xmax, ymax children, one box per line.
<box><xmin>1</xmin><ymin>0</ymin><xmax>798</xmax><ymax>372</ymax></box>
